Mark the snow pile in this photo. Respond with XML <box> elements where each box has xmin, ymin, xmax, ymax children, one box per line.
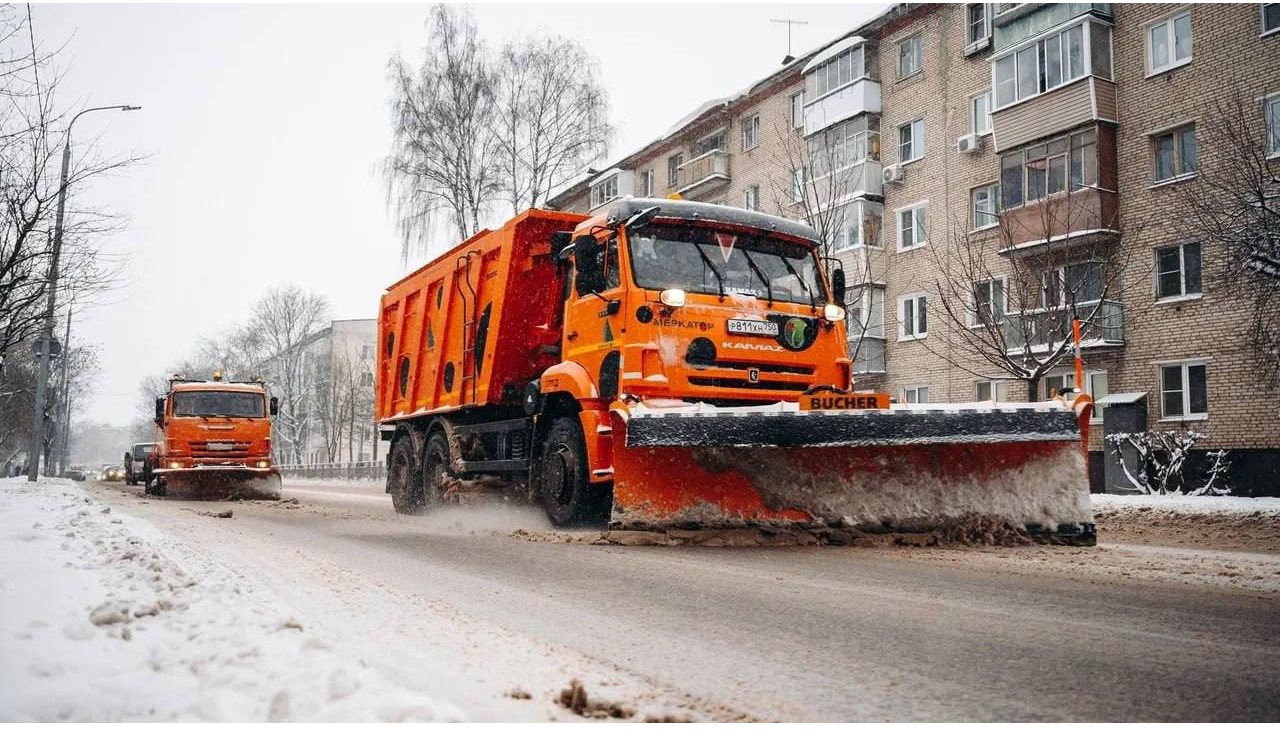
<box><xmin>1093</xmin><ymin>493</ymin><xmax>1280</xmax><ymax>515</ymax></box>
<box><xmin>0</xmin><ymin>477</ymin><xmax>463</xmax><ymax>722</ymax></box>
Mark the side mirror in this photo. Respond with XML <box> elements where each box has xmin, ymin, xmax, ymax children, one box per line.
<box><xmin>269</xmin><ymin>397</ymin><xmax>279</xmax><ymax>416</ymax></box>
<box><xmin>831</xmin><ymin>267</ymin><xmax>847</xmax><ymax>304</ymax></box>
<box><xmin>123</xmin><ymin>452</ymin><xmax>131</xmax><ymax>462</ymax></box>
<box><xmin>573</xmin><ymin>235</ymin><xmax>604</xmax><ymax>296</ymax></box>
<box><xmin>154</xmin><ymin>396</ymin><xmax>165</xmax><ymax>422</ymax></box>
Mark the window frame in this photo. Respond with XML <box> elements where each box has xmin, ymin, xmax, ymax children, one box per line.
<box><xmin>1267</xmin><ymin>92</ymin><xmax>1280</xmax><ymax>159</ymax></box>
<box><xmin>966</xmin><ymin>4</ymin><xmax>991</xmax><ymax>48</ymax></box>
<box><xmin>971</xmin><ymin>182</ymin><xmax>1001</xmax><ymax>230</ymax></box>
<box><xmin>990</xmin><ymin>19</ymin><xmax>1099</xmax><ymax>111</ymax></box>
<box><xmin>741</xmin><ymin>113</ymin><xmax>761</xmax><ymax>151</ymax></box>
<box><xmin>902</xmin><ymin>385</ymin><xmax>930</xmax><ymax>403</ymax></box>
<box><xmin>1151</xmin><ymin>123</ymin><xmax>1197</xmax><ymax>184</ymax></box>
<box><xmin>667</xmin><ymin>154</ymin><xmax>683</xmax><ymax>188</ymax></box>
<box><xmin>789</xmin><ymin>167</ymin><xmax>806</xmax><ymax>203</ymax></box>
<box><xmin>971</xmin><ymin>89</ymin><xmax>993</xmax><ymax>136</ymax></box>
<box><xmin>1158</xmin><ymin>359</ymin><xmax>1208</xmax><ymax>421</ymax></box>
<box><xmin>898</xmin><ymin>117</ymin><xmax>925</xmax><ymax>163</ymax></box>
<box><xmin>743</xmin><ymin>185</ymin><xmax>760</xmax><ymax>212</ymax></box>
<box><xmin>895</xmin><ymin>201</ymin><xmax>928</xmax><ymax>252</ymax></box>
<box><xmin>975</xmin><ymin>379</ymin><xmax>1006</xmax><ymax>402</ymax></box>
<box><xmin>791</xmin><ymin>91</ymin><xmax>805</xmax><ymax>130</ymax></box>
<box><xmin>1153</xmin><ymin>241</ymin><xmax>1202</xmax><ymax>302</ymax></box>
<box><xmin>999</xmin><ymin>128</ymin><xmax>1098</xmax><ymax>210</ymax></box>
<box><xmin>970</xmin><ymin>275</ymin><xmax>1008</xmax><ymax>327</ymax></box>
<box><xmin>1265</xmin><ymin>3</ymin><xmax>1280</xmax><ymax>36</ymax></box>
<box><xmin>897</xmin><ymin>34</ymin><xmax>923</xmax><ymax>80</ymax></box>
<box><xmin>898</xmin><ymin>291</ymin><xmax>929</xmax><ymax>341</ymax></box>
<box><xmin>1145</xmin><ymin>9</ymin><xmax>1193</xmax><ymax>77</ymax></box>
<box><xmin>589</xmin><ymin>174</ymin><xmax>620</xmax><ymax>209</ymax></box>
<box><xmin>640</xmin><ymin>169</ymin><xmax>655</xmax><ymax>197</ymax></box>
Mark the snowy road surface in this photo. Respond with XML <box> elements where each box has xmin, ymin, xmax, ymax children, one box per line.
<box><xmin>7</xmin><ymin>477</ymin><xmax>1280</xmax><ymax>721</ymax></box>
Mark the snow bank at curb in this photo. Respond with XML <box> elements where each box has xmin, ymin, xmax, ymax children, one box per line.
<box><xmin>1092</xmin><ymin>493</ymin><xmax>1280</xmax><ymax>515</ymax></box>
<box><xmin>0</xmin><ymin>477</ymin><xmax>463</xmax><ymax>722</ymax></box>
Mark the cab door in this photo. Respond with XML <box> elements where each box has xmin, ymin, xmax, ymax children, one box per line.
<box><xmin>565</xmin><ymin>233</ymin><xmax>624</xmax><ymax>402</ymax></box>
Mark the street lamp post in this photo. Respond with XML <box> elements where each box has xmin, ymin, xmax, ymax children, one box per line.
<box><xmin>26</xmin><ymin>105</ymin><xmax>140</xmax><ymax>482</ymax></box>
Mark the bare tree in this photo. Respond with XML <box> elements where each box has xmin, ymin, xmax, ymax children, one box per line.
<box><xmin>1174</xmin><ymin>88</ymin><xmax>1280</xmax><ymax>380</ymax></box>
<box><xmin>927</xmin><ymin>187</ymin><xmax>1149</xmax><ymax>401</ymax></box>
<box><xmin>251</xmin><ymin>285</ymin><xmax>329</xmax><ymax>465</ymax></box>
<box><xmin>310</xmin><ymin>350</ymin><xmax>346</xmax><ymax>463</ymax></box>
<box><xmin>385</xmin><ymin>5</ymin><xmax>499</xmax><ymax>263</ymax></box>
<box><xmin>491</xmin><ymin>35</ymin><xmax>611</xmax><ymax>214</ymax></box>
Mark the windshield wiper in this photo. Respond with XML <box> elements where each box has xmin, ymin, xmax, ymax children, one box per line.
<box><xmin>778</xmin><ymin>254</ymin><xmax>815</xmax><ymax>309</ymax></box>
<box><xmin>693</xmin><ymin>244</ymin><xmax>727</xmax><ymax>300</ymax></box>
<box><xmin>739</xmin><ymin>249</ymin><xmax>774</xmax><ymax>307</ymax></box>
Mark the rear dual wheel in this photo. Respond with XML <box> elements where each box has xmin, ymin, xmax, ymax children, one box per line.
<box><xmin>388</xmin><ymin>432</ymin><xmax>451</xmax><ymax>515</ymax></box>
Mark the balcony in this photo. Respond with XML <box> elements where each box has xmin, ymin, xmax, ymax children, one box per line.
<box><xmin>850</xmin><ymin>336</ymin><xmax>886</xmax><ymax>374</ymax></box>
<box><xmin>991</xmin><ymin>77</ymin><xmax>1116</xmax><ymax>153</ymax></box>
<box><xmin>676</xmin><ymin>149</ymin><xmax>730</xmax><ymax>196</ymax></box>
<box><xmin>998</xmin><ymin>188</ymin><xmax>1120</xmax><ymax>256</ymax></box>
<box><xmin>993</xmin><ymin>4</ymin><xmax>1112</xmax><ymax>52</ymax></box>
<box><xmin>1002</xmin><ymin>299</ymin><xmax>1124</xmax><ymax>355</ymax></box>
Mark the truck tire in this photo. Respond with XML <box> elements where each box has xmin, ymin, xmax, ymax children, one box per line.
<box><xmin>539</xmin><ymin>416</ymin><xmax>610</xmax><ymax>527</ymax></box>
<box><xmin>387</xmin><ymin>436</ymin><xmax>425</xmax><ymax>515</ymax></box>
<box><xmin>421</xmin><ymin>431</ymin><xmax>453</xmax><ymax>507</ymax></box>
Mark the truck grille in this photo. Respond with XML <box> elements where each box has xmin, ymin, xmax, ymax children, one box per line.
<box><xmin>190</xmin><ymin>440</ymin><xmax>252</xmax><ymax>457</ymax></box>
<box><xmin>687</xmin><ymin>376</ymin><xmax>809</xmax><ymax>392</ymax></box>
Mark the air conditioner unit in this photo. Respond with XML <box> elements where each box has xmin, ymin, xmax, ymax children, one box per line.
<box><xmin>882</xmin><ymin>164</ymin><xmax>904</xmax><ymax>185</ymax></box>
<box><xmin>957</xmin><ymin>133</ymin><xmax>981</xmax><ymax>154</ymax></box>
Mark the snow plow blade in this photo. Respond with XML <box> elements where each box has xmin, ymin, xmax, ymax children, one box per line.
<box><xmin>154</xmin><ymin>467</ymin><xmax>282</xmax><ymax>501</ymax></box>
<box><xmin>608</xmin><ymin>397</ymin><xmax>1095</xmax><ymax>545</ymax></box>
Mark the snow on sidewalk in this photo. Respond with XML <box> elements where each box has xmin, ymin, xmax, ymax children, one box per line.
<box><xmin>1093</xmin><ymin>493</ymin><xmax>1280</xmax><ymax>515</ymax></box>
<box><xmin>0</xmin><ymin>477</ymin><xmax>463</xmax><ymax>722</ymax></box>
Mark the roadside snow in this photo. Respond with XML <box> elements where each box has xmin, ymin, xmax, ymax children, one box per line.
<box><xmin>1093</xmin><ymin>493</ymin><xmax>1280</xmax><ymax>514</ymax></box>
<box><xmin>0</xmin><ymin>477</ymin><xmax>463</xmax><ymax>722</ymax></box>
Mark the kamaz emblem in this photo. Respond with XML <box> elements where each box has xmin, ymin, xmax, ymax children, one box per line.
<box><xmin>748</xmin><ymin>368</ymin><xmax>760</xmax><ymax>383</ymax></box>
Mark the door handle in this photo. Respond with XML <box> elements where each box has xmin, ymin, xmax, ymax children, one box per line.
<box><xmin>567</xmin><ymin>331</ymin><xmax>578</xmax><ymax>341</ymax></box>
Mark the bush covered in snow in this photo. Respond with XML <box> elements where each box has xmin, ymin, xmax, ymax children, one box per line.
<box><xmin>1104</xmin><ymin>431</ymin><xmax>1231</xmax><ymax>496</ymax></box>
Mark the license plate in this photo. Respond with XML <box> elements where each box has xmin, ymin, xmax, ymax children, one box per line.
<box><xmin>727</xmin><ymin>319</ymin><xmax>778</xmax><ymax>336</ymax></box>
<box><xmin>799</xmin><ymin>392</ymin><xmax>891</xmax><ymax>411</ymax></box>
<box><xmin>206</xmin><ymin>442</ymin><xmax>234</xmax><ymax>451</ymax></box>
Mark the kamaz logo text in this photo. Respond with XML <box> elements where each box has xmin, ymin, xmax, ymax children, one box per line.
<box><xmin>722</xmin><ymin>342</ymin><xmax>784</xmax><ymax>352</ymax></box>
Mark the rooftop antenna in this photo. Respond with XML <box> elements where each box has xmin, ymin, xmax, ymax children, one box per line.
<box><xmin>770</xmin><ymin>18</ymin><xmax>809</xmax><ymax>65</ymax></box>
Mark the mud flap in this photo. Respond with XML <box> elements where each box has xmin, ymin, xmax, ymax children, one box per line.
<box><xmin>608</xmin><ymin>402</ymin><xmax>1094</xmax><ymax>542</ymax></box>
<box><xmin>155</xmin><ymin>467</ymin><xmax>283</xmax><ymax>501</ymax></box>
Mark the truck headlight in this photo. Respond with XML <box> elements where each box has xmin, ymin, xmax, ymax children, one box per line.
<box><xmin>168</xmin><ymin>461</ymin><xmax>182</xmax><ymax>469</ymax></box>
<box><xmin>659</xmin><ymin>288</ymin><xmax>686</xmax><ymax>308</ymax></box>
<box><xmin>823</xmin><ymin>303</ymin><xmax>845</xmax><ymax>323</ymax></box>
<box><xmin>254</xmin><ymin>460</ymin><xmax>270</xmax><ymax>469</ymax></box>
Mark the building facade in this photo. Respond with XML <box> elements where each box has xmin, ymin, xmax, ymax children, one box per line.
<box><xmin>548</xmin><ymin>3</ymin><xmax>1280</xmax><ymax>493</ymax></box>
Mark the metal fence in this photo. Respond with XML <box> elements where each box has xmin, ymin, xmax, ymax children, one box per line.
<box><xmin>278</xmin><ymin>460</ymin><xmax>385</xmax><ymax>482</ymax></box>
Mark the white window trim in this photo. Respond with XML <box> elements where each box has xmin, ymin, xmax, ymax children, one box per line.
<box><xmin>743</xmin><ymin>185</ymin><xmax>760</xmax><ymax>212</ymax></box>
<box><xmin>1153</xmin><ymin>241</ymin><xmax>1202</xmax><ymax>301</ymax></box>
<box><xmin>791</xmin><ymin>91</ymin><xmax>805</xmax><ymax>130</ymax></box>
<box><xmin>1265</xmin><ymin>3</ymin><xmax>1280</xmax><ymax>37</ymax></box>
<box><xmin>897</xmin><ymin>291</ymin><xmax>928</xmax><ymax>341</ymax></box>
<box><xmin>898</xmin><ymin>118</ymin><xmax>925</xmax><ymax>164</ymax></box>
<box><xmin>1144</xmin><ymin>8</ymin><xmax>1193</xmax><ymax>78</ymax></box>
<box><xmin>901</xmin><ymin>385</ymin><xmax>930</xmax><ymax>403</ymax></box>
<box><xmin>971</xmin><ymin>182</ymin><xmax>1000</xmax><ymax>231</ymax></box>
<box><xmin>895</xmin><ymin>200</ymin><xmax>929</xmax><ymax>252</ymax></box>
<box><xmin>741</xmin><ymin>113</ymin><xmax>760</xmax><ymax>152</ymax></box>
<box><xmin>990</xmin><ymin>18</ymin><xmax>1100</xmax><ymax>112</ymax></box>
<box><xmin>1157</xmin><ymin>358</ymin><xmax>1208</xmax><ymax>421</ymax></box>
<box><xmin>966</xmin><ymin>4</ymin><xmax>992</xmax><ymax>49</ymax></box>
<box><xmin>897</xmin><ymin>34</ymin><xmax>924</xmax><ymax>80</ymax></box>
<box><xmin>1266</xmin><ymin>91</ymin><xmax>1280</xmax><ymax>159</ymax></box>
<box><xmin>971</xmin><ymin>89</ymin><xmax>993</xmax><ymax>136</ymax></box>
<box><xmin>969</xmin><ymin>275</ymin><xmax>1008</xmax><ymax>328</ymax></box>
<box><xmin>1150</xmin><ymin>123</ymin><xmax>1197</xmax><ymax>185</ymax></box>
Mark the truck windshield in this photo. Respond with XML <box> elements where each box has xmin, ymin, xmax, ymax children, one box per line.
<box><xmin>627</xmin><ymin>224</ymin><xmax>823</xmax><ymax>305</ymax></box>
<box><xmin>132</xmin><ymin>444</ymin><xmax>154</xmax><ymax>459</ymax></box>
<box><xmin>172</xmin><ymin>391</ymin><xmax>265</xmax><ymax>418</ymax></box>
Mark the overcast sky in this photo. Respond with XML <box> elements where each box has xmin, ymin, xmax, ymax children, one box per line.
<box><xmin>36</xmin><ymin>2</ymin><xmax>889</xmax><ymax>426</ymax></box>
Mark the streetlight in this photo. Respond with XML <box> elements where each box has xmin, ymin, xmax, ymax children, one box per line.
<box><xmin>27</xmin><ymin>104</ymin><xmax>140</xmax><ymax>482</ymax></box>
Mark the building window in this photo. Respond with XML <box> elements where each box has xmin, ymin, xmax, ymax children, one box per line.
<box><xmin>742</xmin><ymin>114</ymin><xmax>760</xmax><ymax>151</ymax></box>
<box><xmin>1266</xmin><ymin>3</ymin><xmax>1280</xmax><ymax>35</ymax></box>
<box><xmin>1266</xmin><ymin>93</ymin><xmax>1280</xmax><ymax>157</ymax></box>
<box><xmin>640</xmin><ymin>169</ymin><xmax>654</xmax><ymax>197</ymax></box>
<box><xmin>360</xmin><ymin>371</ymin><xmax>374</xmax><ymax>387</ymax></box>
<box><xmin>791</xmin><ymin>91</ymin><xmax>805</xmax><ymax>130</ymax></box>
<box><xmin>1040</xmin><ymin>260</ymin><xmax>1104</xmax><ymax>308</ymax></box>
<box><xmin>667</xmin><ymin>154</ymin><xmax>683</xmax><ymax>187</ymax></box>
<box><xmin>902</xmin><ymin>385</ymin><xmax>929</xmax><ymax>403</ymax></box>
<box><xmin>972</xmin><ymin>183</ymin><xmax>1000</xmax><ymax>230</ymax></box>
<box><xmin>1155</xmin><ymin>242</ymin><xmax>1202</xmax><ymax>300</ymax></box>
<box><xmin>1153</xmin><ymin>124</ymin><xmax>1196</xmax><ymax>182</ymax></box>
<box><xmin>897</xmin><ymin>34</ymin><xmax>923</xmax><ymax>79</ymax></box>
<box><xmin>848</xmin><ymin>287</ymin><xmax>886</xmax><ymax>338</ymax></box>
<box><xmin>361</xmin><ymin>345</ymin><xmax>373</xmax><ymax>360</ymax></box>
<box><xmin>809</xmin><ymin>117</ymin><xmax>879</xmax><ymax>178</ymax></box>
<box><xmin>1000</xmin><ymin>128</ymin><xmax>1097</xmax><ymax>209</ymax></box>
<box><xmin>806</xmin><ymin>47</ymin><xmax>865</xmax><ymax>100</ymax></box>
<box><xmin>967</xmin><ymin>4</ymin><xmax>990</xmax><ymax>47</ymax></box>
<box><xmin>898</xmin><ymin>118</ymin><xmax>924</xmax><ymax>162</ymax></box>
<box><xmin>1147</xmin><ymin>11</ymin><xmax>1192</xmax><ymax>75</ymax></box>
<box><xmin>694</xmin><ymin>130</ymin><xmax>726</xmax><ymax>156</ymax></box>
<box><xmin>832</xmin><ymin>200</ymin><xmax>884</xmax><ymax>252</ymax></box>
<box><xmin>971</xmin><ymin>277</ymin><xmax>1006</xmax><ymax>326</ymax></box>
<box><xmin>992</xmin><ymin>22</ymin><xmax>1089</xmax><ymax>108</ymax></box>
<box><xmin>1086</xmin><ymin>371</ymin><xmax>1108</xmax><ymax>422</ymax></box>
<box><xmin>590</xmin><ymin>175</ymin><xmax>619</xmax><ymax>208</ymax></box>
<box><xmin>743</xmin><ymin>185</ymin><xmax>759</xmax><ymax>212</ymax></box>
<box><xmin>896</xmin><ymin>202</ymin><xmax>927</xmax><ymax>251</ymax></box>
<box><xmin>899</xmin><ymin>292</ymin><xmax>928</xmax><ymax>340</ymax></box>
<box><xmin>975</xmin><ymin>380</ymin><xmax>1005</xmax><ymax>401</ymax></box>
<box><xmin>789</xmin><ymin>168</ymin><xmax>805</xmax><ymax>202</ymax></box>
<box><xmin>1160</xmin><ymin>361</ymin><xmax>1207</xmax><ymax>419</ymax></box>
<box><xmin>971</xmin><ymin>90</ymin><xmax>992</xmax><ymax>136</ymax></box>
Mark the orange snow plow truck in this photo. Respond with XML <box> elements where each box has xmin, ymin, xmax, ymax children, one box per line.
<box><xmin>375</xmin><ymin>199</ymin><xmax>1095</xmax><ymax>543</ymax></box>
<box><xmin>149</xmin><ymin>373</ymin><xmax>282</xmax><ymax>499</ymax></box>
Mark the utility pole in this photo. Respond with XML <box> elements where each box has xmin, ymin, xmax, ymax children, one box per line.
<box><xmin>57</xmin><ymin>301</ymin><xmax>73</xmax><ymax>473</ymax></box>
<box><xmin>770</xmin><ymin>18</ymin><xmax>809</xmax><ymax>65</ymax></box>
<box><xmin>27</xmin><ymin>105</ymin><xmax>140</xmax><ymax>482</ymax></box>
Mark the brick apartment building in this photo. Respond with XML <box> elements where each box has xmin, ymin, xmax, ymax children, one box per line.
<box><xmin>548</xmin><ymin>3</ymin><xmax>1280</xmax><ymax>494</ymax></box>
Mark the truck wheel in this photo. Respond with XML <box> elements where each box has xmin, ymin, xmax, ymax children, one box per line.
<box><xmin>387</xmin><ymin>437</ymin><xmax>425</xmax><ymax>515</ymax></box>
<box><xmin>539</xmin><ymin>416</ymin><xmax>609</xmax><ymax>527</ymax></box>
<box><xmin>421</xmin><ymin>431</ymin><xmax>454</xmax><ymax>507</ymax></box>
